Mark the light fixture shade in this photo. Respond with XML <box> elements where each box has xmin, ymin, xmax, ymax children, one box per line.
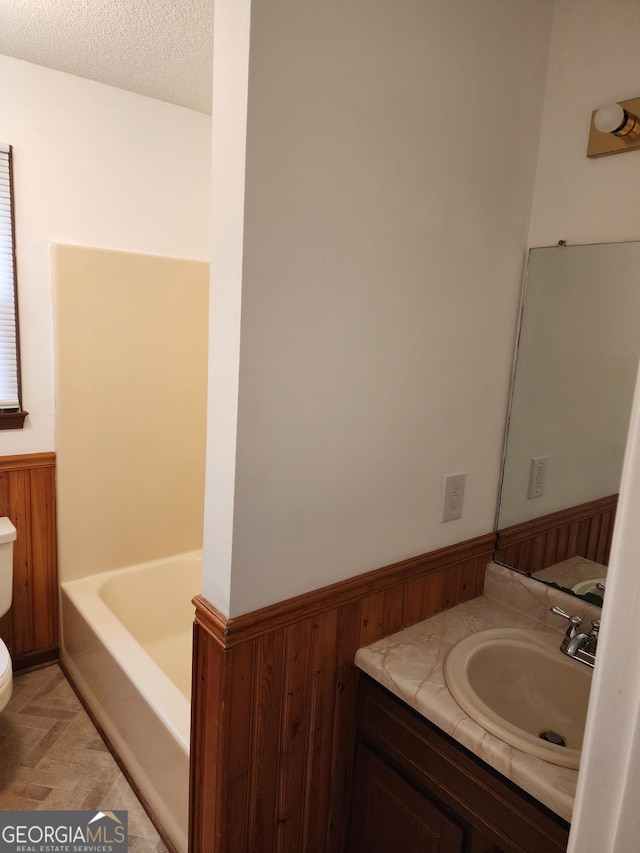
<box><xmin>587</xmin><ymin>96</ymin><xmax>640</xmax><ymax>157</ymax></box>
<box><xmin>594</xmin><ymin>103</ymin><xmax>625</xmax><ymax>133</ymax></box>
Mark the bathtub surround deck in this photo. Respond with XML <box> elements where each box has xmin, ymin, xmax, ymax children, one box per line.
<box><xmin>0</xmin><ymin>664</ymin><xmax>168</xmax><ymax>851</ymax></box>
<box><xmin>355</xmin><ymin>562</ymin><xmax>602</xmax><ymax>823</ymax></box>
<box><xmin>190</xmin><ymin>532</ymin><xmax>494</xmax><ymax>853</ymax></box>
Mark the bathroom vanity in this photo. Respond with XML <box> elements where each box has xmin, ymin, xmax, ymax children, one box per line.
<box><xmin>350</xmin><ymin>564</ymin><xmax>600</xmax><ymax>852</ymax></box>
<box><xmin>349</xmin><ymin>676</ymin><xmax>569</xmax><ymax>853</ymax></box>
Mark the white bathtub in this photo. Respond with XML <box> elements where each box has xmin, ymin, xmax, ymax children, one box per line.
<box><xmin>60</xmin><ymin>551</ymin><xmax>201</xmax><ymax>853</ymax></box>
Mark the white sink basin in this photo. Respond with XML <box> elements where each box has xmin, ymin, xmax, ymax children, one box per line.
<box><xmin>444</xmin><ymin>627</ymin><xmax>592</xmax><ymax>768</ymax></box>
<box><xmin>571</xmin><ymin>577</ymin><xmax>606</xmax><ymax>597</ymax></box>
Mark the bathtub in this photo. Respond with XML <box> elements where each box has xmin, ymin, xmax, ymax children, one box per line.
<box><xmin>60</xmin><ymin>551</ymin><xmax>201</xmax><ymax>853</ymax></box>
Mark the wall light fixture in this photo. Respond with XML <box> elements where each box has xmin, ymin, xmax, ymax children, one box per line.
<box><xmin>587</xmin><ymin>96</ymin><xmax>640</xmax><ymax>158</ymax></box>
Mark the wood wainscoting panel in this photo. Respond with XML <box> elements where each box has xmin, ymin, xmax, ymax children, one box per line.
<box><xmin>190</xmin><ymin>533</ymin><xmax>494</xmax><ymax>853</ymax></box>
<box><xmin>495</xmin><ymin>494</ymin><xmax>618</xmax><ymax>575</ymax></box>
<box><xmin>189</xmin><ymin>620</ymin><xmax>229</xmax><ymax>853</ymax></box>
<box><xmin>0</xmin><ymin>453</ymin><xmax>58</xmax><ymax>669</ymax></box>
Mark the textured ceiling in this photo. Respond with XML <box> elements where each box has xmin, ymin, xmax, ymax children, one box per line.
<box><xmin>0</xmin><ymin>0</ymin><xmax>213</xmax><ymax>114</ymax></box>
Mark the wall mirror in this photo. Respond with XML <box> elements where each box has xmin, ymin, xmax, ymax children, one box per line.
<box><xmin>494</xmin><ymin>240</ymin><xmax>640</xmax><ymax>605</ymax></box>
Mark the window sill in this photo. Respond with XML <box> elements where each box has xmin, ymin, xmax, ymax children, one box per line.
<box><xmin>0</xmin><ymin>410</ymin><xmax>28</xmax><ymax>430</ymax></box>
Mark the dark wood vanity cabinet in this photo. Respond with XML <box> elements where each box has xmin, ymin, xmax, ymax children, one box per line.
<box><xmin>348</xmin><ymin>675</ymin><xmax>570</xmax><ymax>853</ymax></box>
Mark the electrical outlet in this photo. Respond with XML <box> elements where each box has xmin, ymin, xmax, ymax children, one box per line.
<box><xmin>441</xmin><ymin>473</ymin><xmax>465</xmax><ymax>522</ymax></box>
<box><xmin>528</xmin><ymin>456</ymin><xmax>548</xmax><ymax>499</ymax></box>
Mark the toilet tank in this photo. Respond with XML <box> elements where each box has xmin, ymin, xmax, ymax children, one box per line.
<box><xmin>0</xmin><ymin>517</ymin><xmax>16</xmax><ymax>616</ymax></box>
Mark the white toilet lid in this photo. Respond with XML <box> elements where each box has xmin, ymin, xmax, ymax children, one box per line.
<box><xmin>0</xmin><ymin>640</ymin><xmax>10</xmax><ymax>680</ymax></box>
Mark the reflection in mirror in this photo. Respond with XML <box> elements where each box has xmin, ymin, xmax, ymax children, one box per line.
<box><xmin>495</xmin><ymin>241</ymin><xmax>640</xmax><ymax>605</ymax></box>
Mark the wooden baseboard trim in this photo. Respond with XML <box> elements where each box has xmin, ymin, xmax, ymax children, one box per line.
<box><xmin>13</xmin><ymin>645</ymin><xmax>59</xmax><ymax>673</ymax></box>
<box><xmin>194</xmin><ymin>532</ymin><xmax>496</xmax><ymax>648</ymax></box>
<box><xmin>60</xmin><ymin>661</ymin><xmax>179</xmax><ymax>853</ymax></box>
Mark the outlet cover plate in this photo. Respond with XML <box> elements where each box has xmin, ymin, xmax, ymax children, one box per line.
<box><xmin>442</xmin><ymin>473</ymin><xmax>465</xmax><ymax>522</ymax></box>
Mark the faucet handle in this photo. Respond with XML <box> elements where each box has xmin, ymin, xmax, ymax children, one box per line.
<box><xmin>551</xmin><ymin>606</ymin><xmax>584</xmax><ymax>654</ymax></box>
<box><xmin>550</xmin><ymin>606</ymin><xmax>582</xmax><ymax>629</ymax></box>
<box><xmin>589</xmin><ymin>619</ymin><xmax>600</xmax><ymax>638</ymax></box>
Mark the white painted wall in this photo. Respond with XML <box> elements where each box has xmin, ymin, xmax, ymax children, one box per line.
<box><xmin>0</xmin><ymin>54</ymin><xmax>211</xmax><ymax>456</ymax></box>
<box><xmin>528</xmin><ymin>0</ymin><xmax>640</xmax><ymax>247</ymax></box>
<box><xmin>201</xmin><ymin>0</ymin><xmax>252</xmax><ymax>617</ymax></box>
<box><xmin>200</xmin><ymin>0</ymin><xmax>554</xmax><ymax>617</ymax></box>
<box><xmin>526</xmin><ymin>1</ymin><xmax>640</xmax><ymax>849</ymax></box>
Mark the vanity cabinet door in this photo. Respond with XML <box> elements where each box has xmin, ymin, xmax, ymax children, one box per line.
<box><xmin>351</xmin><ymin>675</ymin><xmax>569</xmax><ymax>853</ymax></box>
<box><xmin>349</xmin><ymin>739</ymin><xmax>465</xmax><ymax>853</ymax></box>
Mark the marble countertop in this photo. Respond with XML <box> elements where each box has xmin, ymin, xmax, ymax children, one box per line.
<box><xmin>533</xmin><ymin>555</ymin><xmax>606</xmax><ymax>593</ymax></box>
<box><xmin>354</xmin><ymin>562</ymin><xmax>601</xmax><ymax>823</ymax></box>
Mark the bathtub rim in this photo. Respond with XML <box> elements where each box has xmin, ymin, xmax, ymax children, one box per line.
<box><xmin>59</xmin><ymin>549</ymin><xmax>201</xmax><ymax>750</ymax></box>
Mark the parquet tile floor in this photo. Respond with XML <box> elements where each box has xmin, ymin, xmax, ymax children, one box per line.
<box><xmin>0</xmin><ymin>664</ymin><xmax>169</xmax><ymax>851</ymax></box>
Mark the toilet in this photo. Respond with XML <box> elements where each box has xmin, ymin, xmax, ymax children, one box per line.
<box><xmin>0</xmin><ymin>516</ymin><xmax>16</xmax><ymax>712</ymax></box>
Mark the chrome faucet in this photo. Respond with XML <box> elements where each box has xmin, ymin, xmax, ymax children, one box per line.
<box><xmin>550</xmin><ymin>606</ymin><xmax>599</xmax><ymax>668</ymax></box>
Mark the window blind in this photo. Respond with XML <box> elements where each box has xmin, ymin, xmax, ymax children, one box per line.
<box><xmin>0</xmin><ymin>144</ymin><xmax>19</xmax><ymax>410</ymax></box>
